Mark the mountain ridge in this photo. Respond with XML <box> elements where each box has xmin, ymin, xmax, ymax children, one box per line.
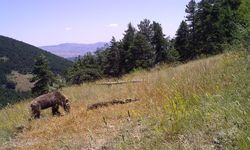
<box><xmin>40</xmin><ymin>42</ymin><xmax>107</xmax><ymax>58</ymax></box>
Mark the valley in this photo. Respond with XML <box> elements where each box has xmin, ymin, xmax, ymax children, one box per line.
<box><xmin>40</xmin><ymin>42</ymin><xmax>107</xmax><ymax>59</ymax></box>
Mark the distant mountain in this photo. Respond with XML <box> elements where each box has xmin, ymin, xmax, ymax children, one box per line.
<box><xmin>40</xmin><ymin>42</ymin><xmax>107</xmax><ymax>58</ymax></box>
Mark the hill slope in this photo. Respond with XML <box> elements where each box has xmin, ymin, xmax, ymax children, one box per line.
<box><xmin>0</xmin><ymin>50</ymin><xmax>249</xmax><ymax>149</ymax></box>
<box><xmin>0</xmin><ymin>35</ymin><xmax>73</xmax><ymax>79</ymax></box>
<box><xmin>40</xmin><ymin>42</ymin><xmax>106</xmax><ymax>58</ymax></box>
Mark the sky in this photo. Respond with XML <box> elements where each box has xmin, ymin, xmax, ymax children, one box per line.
<box><xmin>0</xmin><ymin>0</ymin><xmax>190</xmax><ymax>46</ymax></box>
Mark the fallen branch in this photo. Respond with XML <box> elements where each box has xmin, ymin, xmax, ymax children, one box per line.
<box><xmin>96</xmin><ymin>80</ymin><xmax>143</xmax><ymax>85</ymax></box>
<box><xmin>87</xmin><ymin>98</ymin><xmax>139</xmax><ymax>110</ymax></box>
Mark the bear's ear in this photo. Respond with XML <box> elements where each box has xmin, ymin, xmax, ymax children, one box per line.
<box><xmin>65</xmin><ymin>99</ymin><xmax>69</xmax><ymax>103</ymax></box>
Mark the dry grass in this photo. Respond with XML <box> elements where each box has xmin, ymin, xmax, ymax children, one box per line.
<box><xmin>0</xmin><ymin>50</ymin><xmax>249</xmax><ymax>149</ymax></box>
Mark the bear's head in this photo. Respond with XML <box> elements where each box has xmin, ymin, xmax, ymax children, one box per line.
<box><xmin>63</xmin><ymin>99</ymin><xmax>71</xmax><ymax>113</ymax></box>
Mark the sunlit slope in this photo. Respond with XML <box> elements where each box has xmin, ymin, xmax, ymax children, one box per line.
<box><xmin>1</xmin><ymin>50</ymin><xmax>249</xmax><ymax>149</ymax></box>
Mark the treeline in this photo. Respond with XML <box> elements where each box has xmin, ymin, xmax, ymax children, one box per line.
<box><xmin>67</xmin><ymin>20</ymin><xmax>178</xmax><ymax>84</ymax></box>
<box><xmin>66</xmin><ymin>0</ymin><xmax>249</xmax><ymax>85</ymax></box>
<box><xmin>175</xmin><ymin>0</ymin><xmax>249</xmax><ymax>61</ymax></box>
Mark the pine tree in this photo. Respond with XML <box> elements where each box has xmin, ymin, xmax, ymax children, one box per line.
<box><xmin>104</xmin><ymin>37</ymin><xmax>122</xmax><ymax>77</ymax></box>
<box><xmin>175</xmin><ymin>21</ymin><xmax>191</xmax><ymax>61</ymax></box>
<box><xmin>121</xmin><ymin>23</ymin><xmax>136</xmax><ymax>73</ymax></box>
<box><xmin>219</xmin><ymin>0</ymin><xmax>241</xmax><ymax>43</ymax></box>
<box><xmin>195</xmin><ymin>0</ymin><xmax>223</xmax><ymax>54</ymax></box>
<box><xmin>186</xmin><ymin>0</ymin><xmax>197</xmax><ymax>31</ymax></box>
<box><xmin>194</xmin><ymin>0</ymin><xmax>242</xmax><ymax>55</ymax></box>
<box><xmin>237</xmin><ymin>0</ymin><xmax>250</xmax><ymax>43</ymax></box>
<box><xmin>185</xmin><ymin>0</ymin><xmax>197</xmax><ymax>57</ymax></box>
<box><xmin>152</xmin><ymin>22</ymin><xmax>168</xmax><ymax>64</ymax></box>
<box><xmin>138</xmin><ymin>19</ymin><xmax>153</xmax><ymax>41</ymax></box>
<box><xmin>166</xmin><ymin>38</ymin><xmax>180</xmax><ymax>62</ymax></box>
<box><xmin>66</xmin><ymin>57</ymin><xmax>82</xmax><ymax>84</ymax></box>
<box><xmin>95</xmin><ymin>47</ymin><xmax>108</xmax><ymax>74</ymax></box>
<box><xmin>67</xmin><ymin>53</ymin><xmax>101</xmax><ymax>84</ymax></box>
<box><xmin>131</xmin><ymin>33</ymin><xmax>154</xmax><ymax>69</ymax></box>
<box><xmin>31</xmin><ymin>55</ymin><xmax>55</xmax><ymax>96</ymax></box>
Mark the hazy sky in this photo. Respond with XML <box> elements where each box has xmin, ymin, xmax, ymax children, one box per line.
<box><xmin>0</xmin><ymin>0</ymin><xmax>190</xmax><ymax>46</ymax></box>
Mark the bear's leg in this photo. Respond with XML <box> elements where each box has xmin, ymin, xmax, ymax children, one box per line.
<box><xmin>32</xmin><ymin>106</ymin><xmax>41</xmax><ymax>119</ymax></box>
<box><xmin>52</xmin><ymin>105</ymin><xmax>61</xmax><ymax>116</ymax></box>
<box><xmin>34</xmin><ymin>111</ymin><xmax>40</xmax><ymax>119</ymax></box>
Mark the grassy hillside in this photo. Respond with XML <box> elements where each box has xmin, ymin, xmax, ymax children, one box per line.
<box><xmin>0</xmin><ymin>49</ymin><xmax>249</xmax><ymax>149</ymax></box>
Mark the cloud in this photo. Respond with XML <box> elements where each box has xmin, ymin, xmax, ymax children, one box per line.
<box><xmin>64</xmin><ymin>27</ymin><xmax>72</xmax><ymax>31</ymax></box>
<box><xmin>108</xmin><ymin>24</ymin><xmax>119</xmax><ymax>28</ymax></box>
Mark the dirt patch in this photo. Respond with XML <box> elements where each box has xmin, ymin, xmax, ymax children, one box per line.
<box><xmin>1</xmin><ymin>138</ymin><xmax>44</xmax><ymax>150</ymax></box>
<box><xmin>7</xmin><ymin>71</ymin><xmax>33</xmax><ymax>92</ymax></box>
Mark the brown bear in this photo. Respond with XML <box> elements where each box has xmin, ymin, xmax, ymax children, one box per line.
<box><xmin>30</xmin><ymin>91</ymin><xmax>70</xmax><ymax>119</ymax></box>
